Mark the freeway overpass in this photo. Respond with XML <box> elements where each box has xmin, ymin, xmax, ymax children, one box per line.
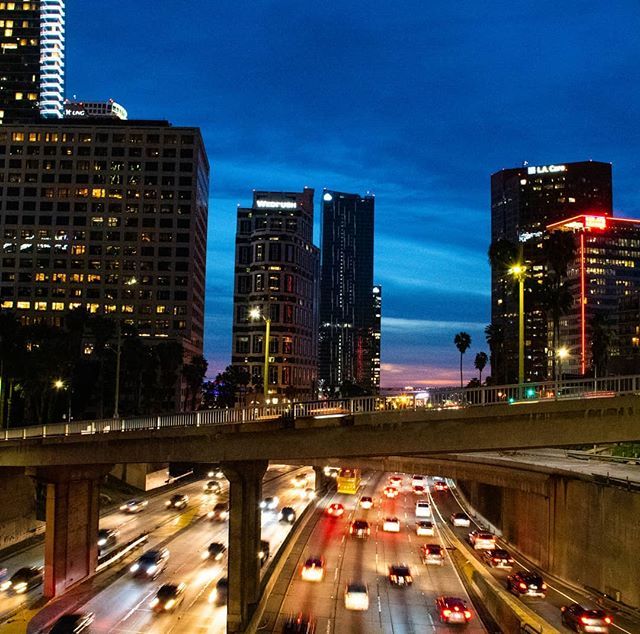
<box><xmin>0</xmin><ymin>376</ymin><xmax>639</xmax><ymax>632</ymax></box>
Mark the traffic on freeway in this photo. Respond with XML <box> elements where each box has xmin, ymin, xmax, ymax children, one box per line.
<box><xmin>0</xmin><ymin>464</ymin><xmax>312</xmax><ymax>632</ymax></box>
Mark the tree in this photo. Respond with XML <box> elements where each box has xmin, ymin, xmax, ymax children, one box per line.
<box><xmin>487</xmin><ymin>238</ymin><xmax>519</xmax><ymax>275</ymax></box>
<box><xmin>474</xmin><ymin>351</ymin><xmax>488</xmax><ymax>384</ymax></box>
<box><xmin>454</xmin><ymin>332</ymin><xmax>472</xmax><ymax>388</ymax></box>
<box><xmin>211</xmin><ymin>365</ymin><xmax>251</xmax><ymax>408</ymax></box>
<box><xmin>183</xmin><ymin>354</ymin><xmax>208</xmax><ymax>411</ymax></box>
<box><xmin>484</xmin><ymin>323</ymin><xmax>505</xmax><ymax>384</ymax></box>
<box><xmin>591</xmin><ymin>312</ymin><xmax>612</xmax><ymax>377</ymax></box>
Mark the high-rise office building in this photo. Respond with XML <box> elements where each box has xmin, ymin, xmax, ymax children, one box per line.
<box><xmin>547</xmin><ymin>213</ymin><xmax>640</xmax><ymax>376</ymax></box>
<box><xmin>63</xmin><ymin>99</ymin><xmax>127</xmax><ymax>120</ymax></box>
<box><xmin>231</xmin><ymin>188</ymin><xmax>319</xmax><ymax>399</ymax></box>
<box><xmin>490</xmin><ymin>161</ymin><xmax>612</xmax><ymax>382</ymax></box>
<box><xmin>0</xmin><ymin>120</ymin><xmax>209</xmax><ymax>360</ymax></box>
<box><xmin>0</xmin><ymin>0</ymin><xmax>65</xmax><ymax>124</ymax></box>
<box><xmin>318</xmin><ymin>190</ymin><xmax>379</xmax><ymax>394</ymax></box>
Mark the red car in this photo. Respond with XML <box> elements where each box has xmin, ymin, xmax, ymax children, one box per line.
<box><xmin>436</xmin><ymin>596</ymin><xmax>472</xmax><ymax>624</ymax></box>
<box><xmin>383</xmin><ymin>486</ymin><xmax>398</xmax><ymax>499</ymax></box>
<box><xmin>326</xmin><ymin>503</ymin><xmax>344</xmax><ymax>517</ymax></box>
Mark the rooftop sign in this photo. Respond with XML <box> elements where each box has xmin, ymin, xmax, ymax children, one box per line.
<box><xmin>527</xmin><ymin>164</ymin><xmax>566</xmax><ymax>175</ymax></box>
<box><xmin>255</xmin><ymin>200</ymin><xmax>297</xmax><ymax>209</ymax></box>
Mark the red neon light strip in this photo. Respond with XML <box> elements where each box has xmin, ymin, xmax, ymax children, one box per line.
<box><xmin>580</xmin><ymin>233</ymin><xmax>586</xmax><ymax>374</ymax></box>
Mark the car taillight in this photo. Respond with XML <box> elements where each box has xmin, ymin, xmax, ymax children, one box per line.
<box><xmin>442</xmin><ymin>609</ymin><xmax>451</xmax><ymax>617</ymax></box>
<box><xmin>493</xmin><ymin>557</ymin><xmax>499</xmax><ymax>562</ymax></box>
<box><xmin>580</xmin><ymin>616</ymin><xmax>589</xmax><ymax>624</ymax></box>
<box><xmin>604</xmin><ymin>616</ymin><xmax>612</xmax><ymax>624</ymax></box>
<box><xmin>390</xmin><ymin>575</ymin><xmax>397</xmax><ymax>582</ymax></box>
<box><xmin>519</xmin><ymin>582</ymin><xmax>527</xmax><ymax>590</ymax></box>
<box><xmin>464</xmin><ymin>611</ymin><xmax>472</xmax><ymax>619</ymax></box>
<box><xmin>406</xmin><ymin>576</ymin><xmax>412</xmax><ymax>582</ymax></box>
<box><xmin>541</xmin><ymin>583</ymin><xmax>547</xmax><ymax>590</ymax></box>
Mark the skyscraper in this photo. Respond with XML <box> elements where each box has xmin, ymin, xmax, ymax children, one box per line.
<box><xmin>490</xmin><ymin>161</ymin><xmax>612</xmax><ymax>382</ymax></box>
<box><xmin>231</xmin><ymin>189</ymin><xmax>319</xmax><ymax>400</ymax></box>
<box><xmin>0</xmin><ymin>0</ymin><xmax>65</xmax><ymax>125</ymax></box>
<box><xmin>318</xmin><ymin>190</ymin><xmax>379</xmax><ymax>394</ymax></box>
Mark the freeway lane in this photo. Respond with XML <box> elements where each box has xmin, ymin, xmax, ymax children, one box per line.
<box><xmin>273</xmin><ymin>472</ymin><xmax>486</xmax><ymax>633</ymax></box>
<box><xmin>52</xmin><ymin>466</ymin><xmax>314</xmax><ymax>633</ymax></box>
<box><xmin>428</xmin><ymin>479</ymin><xmax>640</xmax><ymax>634</ymax></box>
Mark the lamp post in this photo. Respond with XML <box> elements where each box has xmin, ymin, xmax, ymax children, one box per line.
<box><xmin>556</xmin><ymin>346</ymin><xmax>569</xmax><ymax>399</ymax></box>
<box><xmin>249</xmin><ymin>306</ymin><xmax>271</xmax><ymax>402</ymax></box>
<box><xmin>508</xmin><ymin>263</ymin><xmax>527</xmax><ymax>386</ymax></box>
<box><xmin>53</xmin><ymin>379</ymin><xmax>71</xmax><ymax>423</ymax></box>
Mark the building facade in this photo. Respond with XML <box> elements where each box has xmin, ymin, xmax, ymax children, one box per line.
<box><xmin>547</xmin><ymin>214</ymin><xmax>640</xmax><ymax>376</ymax></box>
<box><xmin>490</xmin><ymin>161</ymin><xmax>612</xmax><ymax>382</ymax></box>
<box><xmin>0</xmin><ymin>0</ymin><xmax>65</xmax><ymax>124</ymax></box>
<box><xmin>0</xmin><ymin>120</ymin><xmax>209</xmax><ymax>359</ymax></box>
<box><xmin>231</xmin><ymin>189</ymin><xmax>319</xmax><ymax>400</ymax></box>
<box><xmin>63</xmin><ymin>99</ymin><xmax>127</xmax><ymax>120</ymax></box>
<box><xmin>318</xmin><ymin>190</ymin><xmax>379</xmax><ymax>394</ymax></box>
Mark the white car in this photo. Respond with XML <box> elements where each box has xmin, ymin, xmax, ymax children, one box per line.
<box><xmin>451</xmin><ymin>512</ymin><xmax>471</xmax><ymax>527</ymax></box>
<box><xmin>120</xmin><ymin>499</ymin><xmax>148</xmax><ymax>514</ymax></box>
<box><xmin>469</xmin><ymin>531</ymin><xmax>496</xmax><ymax>550</ymax></box>
<box><xmin>416</xmin><ymin>520</ymin><xmax>435</xmax><ymax>536</ymax></box>
<box><xmin>344</xmin><ymin>582</ymin><xmax>369</xmax><ymax>611</ymax></box>
<box><xmin>383</xmin><ymin>517</ymin><xmax>401</xmax><ymax>533</ymax></box>
<box><xmin>415</xmin><ymin>501</ymin><xmax>431</xmax><ymax>518</ymax></box>
<box><xmin>411</xmin><ymin>474</ymin><xmax>426</xmax><ymax>488</ymax></box>
<box><xmin>259</xmin><ymin>496</ymin><xmax>279</xmax><ymax>511</ymax></box>
<box><xmin>360</xmin><ymin>496</ymin><xmax>373</xmax><ymax>509</ymax></box>
<box><xmin>300</xmin><ymin>557</ymin><xmax>325</xmax><ymax>582</ymax></box>
<box><xmin>292</xmin><ymin>473</ymin><xmax>308</xmax><ymax>488</ymax></box>
<box><xmin>301</xmin><ymin>487</ymin><xmax>316</xmax><ymax>501</ymax></box>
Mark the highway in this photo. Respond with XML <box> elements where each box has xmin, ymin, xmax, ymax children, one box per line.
<box><xmin>0</xmin><ymin>464</ymin><xmax>310</xmax><ymax>631</ymax></box>
<box><xmin>430</xmin><ymin>479</ymin><xmax>639</xmax><ymax>634</ymax></box>
<box><xmin>273</xmin><ymin>472</ymin><xmax>486</xmax><ymax>633</ymax></box>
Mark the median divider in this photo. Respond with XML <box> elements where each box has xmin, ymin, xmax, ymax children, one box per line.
<box><xmin>439</xmin><ymin>519</ymin><xmax>561</xmax><ymax>634</ymax></box>
<box><xmin>245</xmin><ymin>490</ymin><xmax>329</xmax><ymax>634</ymax></box>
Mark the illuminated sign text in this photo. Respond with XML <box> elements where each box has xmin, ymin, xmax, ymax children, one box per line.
<box><xmin>255</xmin><ymin>200</ymin><xmax>297</xmax><ymax>209</ymax></box>
<box><xmin>527</xmin><ymin>164</ymin><xmax>566</xmax><ymax>175</ymax></box>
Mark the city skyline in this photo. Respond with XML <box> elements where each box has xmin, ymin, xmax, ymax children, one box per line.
<box><xmin>63</xmin><ymin>1</ymin><xmax>640</xmax><ymax>385</ymax></box>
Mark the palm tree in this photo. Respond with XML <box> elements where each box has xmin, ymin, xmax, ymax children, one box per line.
<box><xmin>454</xmin><ymin>332</ymin><xmax>472</xmax><ymax>388</ymax></box>
<box><xmin>474</xmin><ymin>352</ymin><xmax>488</xmax><ymax>384</ymax></box>
<box><xmin>183</xmin><ymin>354</ymin><xmax>208</xmax><ymax>411</ymax></box>
<box><xmin>484</xmin><ymin>323</ymin><xmax>505</xmax><ymax>384</ymax></box>
<box><xmin>591</xmin><ymin>312</ymin><xmax>612</xmax><ymax>377</ymax></box>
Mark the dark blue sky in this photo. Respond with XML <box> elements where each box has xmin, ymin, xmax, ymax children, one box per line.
<box><xmin>66</xmin><ymin>1</ymin><xmax>640</xmax><ymax>385</ymax></box>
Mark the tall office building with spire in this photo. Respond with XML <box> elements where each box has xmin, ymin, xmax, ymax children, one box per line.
<box><xmin>0</xmin><ymin>0</ymin><xmax>65</xmax><ymax>124</ymax></box>
<box><xmin>319</xmin><ymin>190</ymin><xmax>380</xmax><ymax>395</ymax></box>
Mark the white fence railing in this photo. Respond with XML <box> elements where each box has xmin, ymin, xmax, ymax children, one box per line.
<box><xmin>3</xmin><ymin>374</ymin><xmax>640</xmax><ymax>442</ymax></box>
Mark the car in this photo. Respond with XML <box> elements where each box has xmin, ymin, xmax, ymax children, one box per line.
<box><xmin>344</xmin><ymin>582</ymin><xmax>369</xmax><ymax>610</ymax></box>
<box><xmin>436</xmin><ymin>596</ymin><xmax>473</xmax><ymax>624</ymax></box>
<box><xmin>469</xmin><ymin>530</ymin><xmax>496</xmax><ymax>550</ymax></box>
<box><xmin>349</xmin><ymin>519</ymin><xmax>370</xmax><ymax>538</ymax></box>
<box><xmin>450</xmin><ymin>512</ymin><xmax>471</xmax><ymax>527</ymax></box>
<box><xmin>208</xmin><ymin>502</ymin><xmax>229</xmax><ymax>521</ymax></box>
<box><xmin>97</xmin><ymin>528</ymin><xmax>118</xmax><ymax>553</ymax></box>
<box><xmin>1</xmin><ymin>567</ymin><xmax>43</xmax><ymax>593</ymax></box>
<box><xmin>283</xmin><ymin>613</ymin><xmax>316</xmax><ymax>633</ymax></box>
<box><xmin>130</xmin><ymin>548</ymin><xmax>170</xmax><ymax>579</ymax></box>
<box><xmin>416</xmin><ymin>520</ymin><xmax>435</xmax><ymax>536</ymax></box>
<box><xmin>412</xmin><ymin>484</ymin><xmax>426</xmax><ymax>494</ymax></box>
<box><xmin>433</xmin><ymin>480</ymin><xmax>449</xmax><ymax>492</ymax></box>
<box><xmin>326</xmin><ymin>503</ymin><xmax>344</xmax><ymax>517</ymax></box>
<box><xmin>119</xmin><ymin>498</ymin><xmax>148</xmax><ymax>513</ymax></box>
<box><xmin>201</xmin><ymin>542</ymin><xmax>227</xmax><ymax>562</ymax></box>
<box><xmin>300</xmin><ymin>557</ymin><xmax>325</xmax><ymax>582</ymax></box>
<box><xmin>292</xmin><ymin>473</ymin><xmax>309</xmax><ymax>488</ymax></box>
<box><xmin>420</xmin><ymin>543</ymin><xmax>445</xmax><ymax>566</ymax></box>
<box><xmin>209</xmin><ymin>577</ymin><xmax>228</xmax><ymax>605</ymax></box>
<box><xmin>415</xmin><ymin>501</ymin><xmax>431</xmax><ymax>518</ymax></box>
<box><xmin>207</xmin><ymin>466</ymin><xmax>224</xmax><ymax>479</ymax></box>
<box><xmin>360</xmin><ymin>496</ymin><xmax>373</xmax><ymax>509</ymax></box>
<box><xmin>383</xmin><ymin>486</ymin><xmax>398</xmax><ymax>498</ymax></box>
<box><xmin>561</xmin><ymin>603</ymin><xmax>613</xmax><ymax>633</ymax></box>
<box><xmin>482</xmin><ymin>548</ymin><xmax>514</xmax><ymax>569</ymax></box>
<box><xmin>411</xmin><ymin>474</ymin><xmax>426</xmax><ymax>488</ymax></box>
<box><xmin>150</xmin><ymin>583</ymin><xmax>186</xmax><ymax>612</ymax></box>
<box><xmin>302</xmin><ymin>487</ymin><xmax>316</xmax><ymax>500</ymax></box>
<box><xmin>258</xmin><ymin>540</ymin><xmax>270</xmax><ymax>566</ymax></box>
<box><xmin>260</xmin><ymin>496</ymin><xmax>279</xmax><ymax>511</ymax></box>
<box><xmin>383</xmin><ymin>517</ymin><xmax>401</xmax><ymax>532</ymax></box>
<box><xmin>389</xmin><ymin>474</ymin><xmax>403</xmax><ymax>487</ymax></box>
<box><xmin>278</xmin><ymin>506</ymin><xmax>297</xmax><ymax>523</ymax></box>
<box><xmin>49</xmin><ymin>612</ymin><xmax>95</xmax><ymax>633</ymax></box>
<box><xmin>323</xmin><ymin>466</ymin><xmax>340</xmax><ymax>478</ymax></box>
<box><xmin>203</xmin><ymin>480</ymin><xmax>222</xmax><ymax>495</ymax></box>
<box><xmin>165</xmin><ymin>494</ymin><xmax>189</xmax><ymax>510</ymax></box>
<box><xmin>507</xmin><ymin>571</ymin><xmax>547</xmax><ymax>597</ymax></box>
<box><xmin>388</xmin><ymin>564</ymin><xmax>413</xmax><ymax>586</ymax></box>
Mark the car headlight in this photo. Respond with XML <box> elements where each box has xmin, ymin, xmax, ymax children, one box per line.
<box><xmin>258</xmin><ymin>551</ymin><xmax>265</xmax><ymax>559</ymax></box>
<box><xmin>215</xmin><ymin>553</ymin><xmax>223</xmax><ymax>561</ymax></box>
<box><xmin>150</xmin><ymin>598</ymin><xmax>159</xmax><ymax>608</ymax></box>
<box><xmin>1</xmin><ymin>581</ymin><xmax>11</xmax><ymax>591</ymax></box>
<box><xmin>130</xmin><ymin>563</ymin><xmax>140</xmax><ymax>573</ymax></box>
<box><xmin>164</xmin><ymin>599</ymin><xmax>175</xmax><ymax>610</ymax></box>
<box><xmin>165</xmin><ymin>501</ymin><xmax>172</xmax><ymax>507</ymax></box>
<box><xmin>201</xmin><ymin>551</ymin><xmax>210</xmax><ymax>560</ymax></box>
<box><xmin>208</xmin><ymin>471</ymin><xmax>214</xmax><ymax>478</ymax></box>
<box><xmin>146</xmin><ymin>564</ymin><xmax>157</xmax><ymax>574</ymax></box>
<box><xmin>208</xmin><ymin>589</ymin><xmax>217</xmax><ymax>603</ymax></box>
<box><xmin>207</xmin><ymin>511</ymin><xmax>214</xmax><ymax>518</ymax></box>
<box><xmin>98</xmin><ymin>538</ymin><xmax>106</xmax><ymax>546</ymax></box>
<box><xmin>120</xmin><ymin>505</ymin><xmax>127</xmax><ymax>511</ymax></box>
<box><xmin>14</xmin><ymin>582</ymin><xmax>27</xmax><ymax>593</ymax></box>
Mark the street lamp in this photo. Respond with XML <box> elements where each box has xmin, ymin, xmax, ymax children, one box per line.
<box><xmin>249</xmin><ymin>306</ymin><xmax>271</xmax><ymax>402</ymax></box>
<box><xmin>555</xmin><ymin>346</ymin><xmax>569</xmax><ymax>399</ymax></box>
<box><xmin>508</xmin><ymin>263</ymin><xmax>527</xmax><ymax>386</ymax></box>
<box><xmin>53</xmin><ymin>379</ymin><xmax>71</xmax><ymax>423</ymax></box>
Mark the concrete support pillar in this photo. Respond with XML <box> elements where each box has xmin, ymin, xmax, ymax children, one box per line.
<box><xmin>313</xmin><ymin>465</ymin><xmax>331</xmax><ymax>493</ymax></box>
<box><xmin>29</xmin><ymin>465</ymin><xmax>110</xmax><ymax>598</ymax></box>
<box><xmin>222</xmin><ymin>460</ymin><xmax>268</xmax><ymax>633</ymax></box>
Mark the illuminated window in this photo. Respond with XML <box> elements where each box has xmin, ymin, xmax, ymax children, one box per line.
<box><xmin>51</xmin><ymin>302</ymin><xmax>65</xmax><ymax>311</ymax></box>
<box><xmin>16</xmin><ymin>301</ymin><xmax>30</xmax><ymax>310</ymax></box>
<box><xmin>52</xmin><ymin>273</ymin><xmax>66</xmax><ymax>282</ymax></box>
<box><xmin>87</xmin><ymin>303</ymin><xmax>100</xmax><ymax>313</ymax></box>
<box><xmin>14</xmin><ymin>92</ymin><xmax>23</xmax><ymax>100</ymax></box>
<box><xmin>122</xmin><ymin>305</ymin><xmax>134</xmax><ymax>313</ymax></box>
<box><xmin>11</xmin><ymin>132</ymin><xmax>24</xmax><ymax>141</ymax></box>
<box><xmin>87</xmin><ymin>274</ymin><xmax>101</xmax><ymax>283</ymax></box>
<box><xmin>92</xmin><ymin>188</ymin><xmax>106</xmax><ymax>198</ymax></box>
<box><xmin>104</xmin><ymin>305</ymin><xmax>117</xmax><ymax>313</ymax></box>
<box><xmin>34</xmin><ymin>272</ymin><xmax>47</xmax><ymax>282</ymax></box>
<box><xmin>1</xmin><ymin>301</ymin><xmax>14</xmax><ymax>309</ymax></box>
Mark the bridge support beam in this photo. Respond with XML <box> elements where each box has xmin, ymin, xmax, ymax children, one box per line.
<box><xmin>313</xmin><ymin>465</ymin><xmax>331</xmax><ymax>493</ymax></box>
<box><xmin>222</xmin><ymin>460</ymin><xmax>268</xmax><ymax>633</ymax></box>
<box><xmin>29</xmin><ymin>465</ymin><xmax>110</xmax><ymax>598</ymax></box>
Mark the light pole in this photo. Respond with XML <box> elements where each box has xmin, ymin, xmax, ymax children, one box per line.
<box><xmin>53</xmin><ymin>379</ymin><xmax>71</xmax><ymax>423</ymax></box>
<box><xmin>114</xmin><ymin>277</ymin><xmax>137</xmax><ymax>419</ymax></box>
<box><xmin>556</xmin><ymin>346</ymin><xmax>569</xmax><ymax>398</ymax></box>
<box><xmin>508</xmin><ymin>263</ymin><xmax>527</xmax><ymax>386</ymax></box>
<box><xmin>249</xmin><ymin>306</ymin><xmax>271</xmax><ymax>402</ymax></box>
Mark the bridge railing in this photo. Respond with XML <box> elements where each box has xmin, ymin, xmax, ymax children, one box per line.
<box><xmin>3</xmin><ymin>374</ymin><xmax>640</xmax><ymax>441</ymax></box>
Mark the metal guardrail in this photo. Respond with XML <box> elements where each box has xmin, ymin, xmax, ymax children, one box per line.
<box><xmin>3</xmin><ymin>374</ymin><xmax>640</xmax><ymax>442</ymax></box>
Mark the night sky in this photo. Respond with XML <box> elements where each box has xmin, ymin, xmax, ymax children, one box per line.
<box><xmin>66</xmin><ymin>1</ymin><xmax>640</xmax><ymax>386</ymax></box>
